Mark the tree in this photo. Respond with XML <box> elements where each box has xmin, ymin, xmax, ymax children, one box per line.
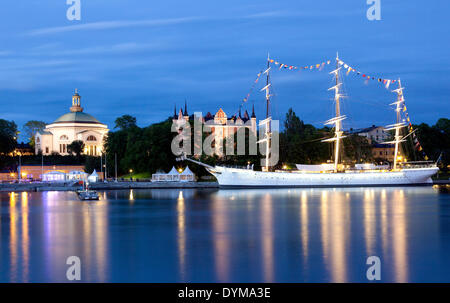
<box><xmin>114</xmin><ymin>115</ymin><xmax>137</xmax><ymax>130</ymax></box>
<box><xmin>343</xmin><ymin>134</ymin><xmax>373</xmax><ymax>163</ymax></box>
<box><xmin>0</xmin><ymin>119</ymin><xmax>18</xmax><ymax>155</ymax></box>
<box><xmin>280</xmin><ymin>108</ymin><xmax>330</xmax><ymax>166</ymax></box>
<box><xmin>67</xmin><ymin>140</ymin><xmax>85</xmax><ymax>157</ymax></box>
<box><xmin>23</xmin><ymin>120</ymin><xmax>46</xmax><ymax>148</ymax></box>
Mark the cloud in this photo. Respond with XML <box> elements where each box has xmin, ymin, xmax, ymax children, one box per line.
<box><xmin>26</xmin><ymin>16</ymin><xmax>203</xmax><ymax>36</ymax></box>
<box><xmin>51</xmin><ymin>42</ymin><xmax>164</xmax><ymax>56</ymax></box>
<box><xmin>25</xmin><ymin>11</ymin><xmax>311</xmax><ymax>36</ymax></box>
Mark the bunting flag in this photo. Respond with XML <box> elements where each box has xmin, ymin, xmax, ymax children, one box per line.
<box><xmin>337</xmin><ymin>59</ymin><xmax>396</xmax><ymax>89</ymax></box>
<box><xmin>269</xmin><ymin>58</ymin><xmax>332</xmax><ymax>71</ymax></box>
<box><xmin>401</xmin><ymin>102</ymin><xmax>429</xmax><ymax>160</ymax></box>
<box><xmin>270</xmin><ymin>57</ymin><xmax>398</xmax><ymax>90</ymax></box>
<box><xmin>242</xmin><ymin>70</ymin><xmax>264</xmax><ymax>103</ymax></box>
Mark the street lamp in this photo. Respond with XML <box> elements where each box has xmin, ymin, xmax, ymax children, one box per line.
<box><xmin>129</xmin><ymin>169</ymin><xmax>133</xmax><ymax>181</ymax></box>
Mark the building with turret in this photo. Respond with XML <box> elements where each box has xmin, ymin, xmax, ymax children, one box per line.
<box><xmin>172</xmin><ymin>102</ymin><xmax>257</xmax><ymax>153</ymax></box>
<box><xmin>35</xmin><ymin>90</ymin><xmax>109</xmax><ymax>156</ymax></box>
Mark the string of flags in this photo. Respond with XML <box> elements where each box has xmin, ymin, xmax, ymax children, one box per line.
<box><xmin>268</xmin><ymin>58</ymin><xmax>331</xmax><ymax>71</ymax></box>
<box><xmin>268</xmin><ymin>57</ymin><xmax>398</xmax><ymax>89</ymax></box>
<box><xmin>402</xmin><ymin>103</ymin><xmax>429</xmax><ymax>160</ymax></box>
<box><xmin>242</xmin><ymin>70</ymin><xmax>263</xmax><ymax>103</ymax></box>
<box><xmin>241</xmin><ymin>56</ymin><xmax>430</xmax><ymax>161</ymax></box>
<box><xmin>337</xmin><ymin>59</ymin><xmax>397</xmax><ymax>89</ymax></box>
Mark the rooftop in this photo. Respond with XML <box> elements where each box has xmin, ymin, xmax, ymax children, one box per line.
<box><xmin>52</xmin><ymin>111</ymin><xmax>102</xmax><ymax>124</ymax></box>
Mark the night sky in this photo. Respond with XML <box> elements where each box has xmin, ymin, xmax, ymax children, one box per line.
<box><xmin>0</xmin><ymin>0</ymin><xmax>448</xmax><ymax>140</ymax></box>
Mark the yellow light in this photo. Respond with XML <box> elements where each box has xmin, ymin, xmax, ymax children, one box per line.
<box><xmin>129</xmin><ymin>169</ymin><xmax>133</xmax><ymax>173</ymax></box>
<box><xmin>178</xmin><ymin>168</ymin><xmax>183</xmax><ymax>173</ymax></box>
<box><xmin>282</xmin><ymin>165</ymin><xmax>288</xmax><ymax>170</ymax></box>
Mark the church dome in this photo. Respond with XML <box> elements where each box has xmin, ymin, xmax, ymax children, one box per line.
<box><xmin>52</xmin><ymin>90</ymin><xmax>103</xmax><ymax>124</ymax></box>
<box><xmin>53</xmin><ymin>111</ymin><xmax>101</xmax><ymax>124</ymax></box>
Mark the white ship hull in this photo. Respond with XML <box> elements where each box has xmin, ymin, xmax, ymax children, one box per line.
<box><xmin>207</xmin><ymin>166</ymin><xmax>439</xmax><ymax>188</ymax></box>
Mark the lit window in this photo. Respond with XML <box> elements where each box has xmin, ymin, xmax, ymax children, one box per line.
<box><xmin>87</xmin><ymin>135</ymin><xmax>97</xmax><ymax>141</ymax></box>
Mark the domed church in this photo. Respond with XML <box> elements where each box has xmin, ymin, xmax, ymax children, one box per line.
<box><xmin>35</xmin><ymin>90</ymin><xmax>109</xmax><ymax>156</ymax></box>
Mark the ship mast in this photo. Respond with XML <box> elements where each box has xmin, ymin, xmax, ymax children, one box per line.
<box><xmin>258</xmin><ymin>53</ymin><xmax>272</xmax><ymax>172</ymax></box>
<box><xmin>323</xmin><ymin>52</ymin><xmax>346</xmax><ymax>173</ymax></box>
<box><xmin>388</xmin><ymin>79</ymin><xmax>407</xmax><ymax>170</ymax></box>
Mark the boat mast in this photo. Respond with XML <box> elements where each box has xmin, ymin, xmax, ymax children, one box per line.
<box><xmin>325</xmin><ymin>52</ymin><xmax>345</xmax><ymax>173</ymax></box>
<box><xmin>391</xmin><ymin>79</ymin><xmax>406</xmax><ymax>170</ymax></box>
<box><xmin>259</xmin><ymin>53</ymin><xmax>272</xmax><ymax>172</ymax></box>
<box><xmin>266</xmin><ymin>54</ymin><xmax>270</xmax><ymax>118</ymax></box>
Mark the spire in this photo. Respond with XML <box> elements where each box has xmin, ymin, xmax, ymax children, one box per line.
<box><xmin>251</xmin><ymin>103</ymin><xmax>256</xmax><ymax>118</ymax></box>
<box><xmin>70</xmin><ymin>89</ymin><xmax>83</xmax><ymax>112</ymax></box>
<box><xmin>243</xmin><ymin>110</ymin><xmax>249</xmax><ymax>120</ymax></box>
<box><xmin>173</xmin><ymin>104</ymin><xmax>177</xmax><ymax>119</ymax></box>
<box><xmin>238</xmin><ymin>106</ymin><xmax>242</xmax><ymax>118</ymax></box>
<box><xmin>184</xmin><ymin>100</ymin><xmax>188</xmax><ymax>116</ymax></box>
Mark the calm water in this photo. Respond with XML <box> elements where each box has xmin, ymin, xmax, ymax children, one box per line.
<box><xmin>1</xmin><ymin>186</ymin><xmax>450</xmax><ymax>283</ymax></box>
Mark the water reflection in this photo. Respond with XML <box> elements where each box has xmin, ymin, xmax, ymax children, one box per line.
<box><xmin>0</xmin><ymin>186</ymin><xmax>446</xmax><ymax>282</ymax></box>
<box><xmin>21</xmin><ymin>192</ymin><xmax>29</xmax><ymax>282</ymax></box>
<box><xmin>320</xmin><ymin>190</ymin><xmax>350</xmax><ymax>282</ymax></box>
<box><xmin>391</xmin><ymin>189</ymin><xmax>408</xmax><ymax>282</ymax></box>
<box><xmin>177</xmin><ymin>191</ymin><xmax>186</xmax><ymax>280</ymax></box>
<box><xmin>9</xmin><ymin>192</ymin><xmax>18</xmax><ymax>282</ymax></box>
<box><xmin>1</xmin><ymin>191</ymin><xmax>111</xmax><ymax>282</ymax></box>
<box><xmin>261</xmin><ymin>193</ymin><xmax>274</xmax><ymax>282</ymax></box>
<box><xmin>214</xmin><ymin>187</ymin><xmax>434</xmax><ymax>282</ymax></box>
<box><xmin>300</xmin><ymin>191</ymin><xmax>309</xmax><ymax>263</ymax></box>
<box><xmin>363</xmin><ymin>189</ymin><xmax>376</xmax><ymax>256</ymax></box>
<box><xmin>212</xmin><ymin>192</ymin><xmax>230</xmax><ymax>282</ymax></box>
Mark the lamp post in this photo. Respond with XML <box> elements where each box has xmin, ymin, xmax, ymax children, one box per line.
<box><xmin>18</xmin><ymin>154</ymin><xmax>21</xmax><ymax>183</ymax></box>
<box><xmin>115</xmin><ymin>153</ymin><xmax>118</xmax><ymax>182</ymax></box>
<box><xmin>129</xmin><ymin>169</ymin><xmax>133</xmax><ymax>181</ymax></box>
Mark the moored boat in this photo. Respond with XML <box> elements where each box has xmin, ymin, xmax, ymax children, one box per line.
<box><xmin>179</xmin><ymin>53</ymin><xmax>439</xmax><ymax>188</ymax></box>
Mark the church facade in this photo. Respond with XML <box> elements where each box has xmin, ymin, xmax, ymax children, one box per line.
<box><xmin>35</xmin><ymin>90</ymin><xmax>109</xmax><ymax>156</ymax></box>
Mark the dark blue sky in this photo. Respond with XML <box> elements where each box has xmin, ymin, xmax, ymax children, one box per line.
<box><xmin>0</xmin><ymin>0</ymin><xmax>448</xmax><ymax>140</ymax></box>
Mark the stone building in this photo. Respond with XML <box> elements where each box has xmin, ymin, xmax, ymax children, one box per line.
<box><xmin>35</xmin><ymin>90</ymin><xmax>109</xmax><ymax>156</ymax></box>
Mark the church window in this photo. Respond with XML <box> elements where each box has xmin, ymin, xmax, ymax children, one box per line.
<box><xmin>87</xmin><ymin>135</ymin><xmax>97</xmax><ymax>141</ymax></box>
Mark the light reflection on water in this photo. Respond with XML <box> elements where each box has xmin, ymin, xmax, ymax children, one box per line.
<box><xmin>0</xmin><ymin>186</ymin><xmax>449</xmax><ymax>282</ymax></box>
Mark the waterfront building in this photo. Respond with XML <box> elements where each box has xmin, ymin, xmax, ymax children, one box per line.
<box><xmin>348</xmin><ymin>125</ymin><xmax>389</xmax><ymax>144</ymax></box>
<box><xmin>18</xmin><ymin>164</ymin><xmax>88</xmax><ymax>180</ymax></box>
<box><xmin>172</xmin><ymin>102</ymin><xmax>257</xmax><ymax>154</ymax></box>
<box><xmin>35</xmin><ymin>90</ymin><xmax>109</xmax><ymax>156</ymax></box>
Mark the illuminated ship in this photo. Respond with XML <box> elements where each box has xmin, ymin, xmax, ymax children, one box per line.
<box><xmin>180</xmin><ymin>54</ymin><xmax>439</xmax><ymax>188</ymax></box>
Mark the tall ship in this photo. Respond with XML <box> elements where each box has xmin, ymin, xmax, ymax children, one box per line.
<box><xmin>181</xmin><ymin>54</ymin><xmax>439</xmax><ymax>187</ymax></box>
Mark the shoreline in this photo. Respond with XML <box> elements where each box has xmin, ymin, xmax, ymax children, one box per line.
<box><xmin>0</xmin><ymin>181</ymin><xmax>219</xmax><ymax>192</ymax></box>
<box><xmin>0</xmin><ymin>180</ymin><xmax>448</xmax><ymax>192</ymax></box>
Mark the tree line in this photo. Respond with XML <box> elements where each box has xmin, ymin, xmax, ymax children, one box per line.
<box><xmin>0</xmin><ymin>112</ymin><xmax>449</xmax><ymax>178</ymax></box>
